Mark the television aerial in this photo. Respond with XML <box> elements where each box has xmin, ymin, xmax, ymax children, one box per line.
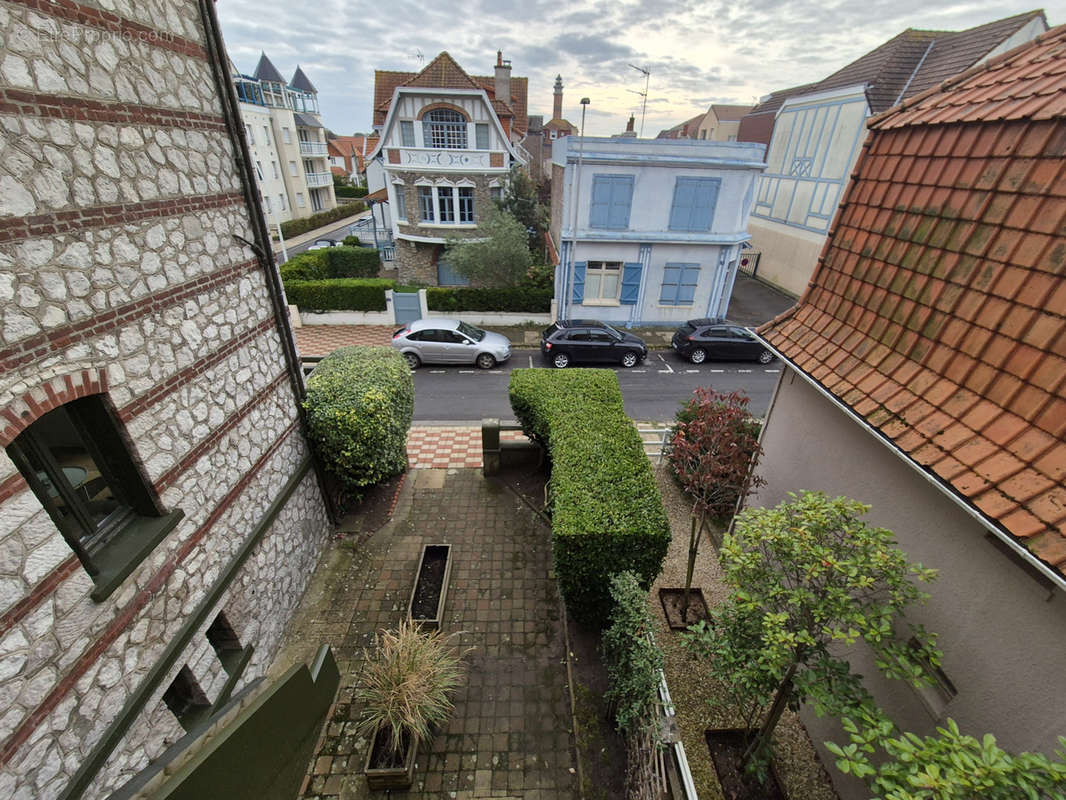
<box><xmin>628</xmin><ymin>64</ymin><xmax>650</xmax><ymax>137</ymax></box>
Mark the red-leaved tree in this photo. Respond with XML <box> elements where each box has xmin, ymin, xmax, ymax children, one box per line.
<box><xmin>669</xmin><ymin>388</ymin><xmax>765</xmax><ymax>621</ymax></box>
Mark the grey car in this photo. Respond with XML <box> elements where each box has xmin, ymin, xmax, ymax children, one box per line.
<box><xmin>392</xmin><ymin>319</ymin><xmax>512</xmax><ymax>370</ymax></box>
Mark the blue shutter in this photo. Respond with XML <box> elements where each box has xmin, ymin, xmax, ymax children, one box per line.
<box><xmin>607</xmin><ymin>177</ymin><xmax>633</xmax><ymax>229</ymax></box>
<box><xmin>691</xmin><ymin>180</ymin><xmax>719</xmax><ymax>231</ymax></box>
<box><xmin>589</xmin><ymin>178</ymin><xmax>611</xmax><ymax>228</ymax></box>
<box><xmin>670</xmin><ymin>178</ymin><xmax>720</xmax><ymax>231</ymax></box>
<box><xmin>572</xmin><ymin>261</ymin><xmax>586</xmax><ymax>304</ymax></box>
<box><xmin>620</xmin><ymin>262</ymin><xmax>642</xmax><ymax>305</ymax></box>
<box><xmin>669</xmin><ymin>179</ymin><xmax>696</xmax><ymax>231</ymax></box>
<box><xmin>660</xmin><ymin>265</ymin><xmax>681</xmax><ymax>304</ymax></box>
<box><xmin>678</xmin><ymin>265</ymin><xmax>700</xmax><ymax>304</ymax></box>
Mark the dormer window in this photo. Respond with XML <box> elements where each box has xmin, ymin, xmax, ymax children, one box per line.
<box><xmin>424</xmin><ymin>109</ymin><xmax>467</xmax><ymax>149</ymax></box>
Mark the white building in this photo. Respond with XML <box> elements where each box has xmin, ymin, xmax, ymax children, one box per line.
<box><xmin>233</xmin><ymin>54</ymin><xmax>337</xmax><ymax>223</ymax></box>
<box><xmin>549</xmin><ymin>137</ymin><xmax>765</xmax><ymax>326</ymax></box>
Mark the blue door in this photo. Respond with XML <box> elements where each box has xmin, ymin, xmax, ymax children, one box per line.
<box><xmin>436</xmin><ymin>258</ymin><xmax>470</xmax><ymax>287</ymax></box>
<box><xmin>393</xmin><ymin>291</ymin><xmax>421</xmax><ymax>324</ymax></box>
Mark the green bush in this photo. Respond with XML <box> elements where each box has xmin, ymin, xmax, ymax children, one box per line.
<box><xmin>342</xmin><ymin>235</ymin><xmax>362</xmax><ymax>246</ymax></box>
<box><xmin>602</xmin><ymin>572</ymin><xmax>664</xmax><ymax>736</ymax></box>
<box><xmin>280</xmin><ymin>203</ymin><xmax>365</xmax><ymax>238</ymax></box>
<box><xmin>283</xmin><ymin>278</ymin><xmax>395</xmax><ymax>311</ymax></box>
<box><xmin>426</xmin><ymin>286</ymin><xmax>552</xmax><ymax>313</ymax></box>
<box><xmin>279</xmin><ymin>251</ymin><xmax>329</xmax><ymax>282</ymax></box>
<box><xmin>509</xmin><ymin>369</ymin><xmax>670</xmax><ymax>627</ymax></box>
<box><xmin>325</xmin><ymin>246</ymin><xmax>380</xmax><ymax>278</ymax></box>
<box><xmin>303</xmin><ymin>346</ymin><xmax>413</xmax><ymax>495</ymax></box>
<box><xmin>335</xmin><ymin>185</ymin><xmax>360</xmax><ymax>198</ymax></box>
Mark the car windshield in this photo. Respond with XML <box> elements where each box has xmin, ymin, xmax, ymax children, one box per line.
<box><xmin>600</xmin><ymin>324</ymin><xmax>623</xmax><ymax>341</ymax></box>
<box><xmin>457</xmin><ymin>321</ymin><xmax>485</xmax><ymax>342</ymax></box>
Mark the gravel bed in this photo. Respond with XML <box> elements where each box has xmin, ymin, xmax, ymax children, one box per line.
<box><xmin>649</xmin><ymin>463</ymin><xmax>840</xmax><ymax>800</ymax></box>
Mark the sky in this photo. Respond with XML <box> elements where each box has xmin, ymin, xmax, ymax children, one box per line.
<box><xmin>217</xmin><ymin>1</ymin><xmax>1054</xmax><ymax>138</ymax></box>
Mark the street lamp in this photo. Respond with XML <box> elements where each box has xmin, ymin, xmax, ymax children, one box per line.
<box><xmin>564</xmin><ymin>97</ymin><xmax>590</xmax><ymax>321</ymax></box>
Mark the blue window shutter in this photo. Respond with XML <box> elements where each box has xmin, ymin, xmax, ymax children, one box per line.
<box><xmin>678</xmin><ymin>264</ymin><xmax>700</xmax><ymax>304</ymax></box>
<box><xmin>589</xmin><ymin>178</ymin><xmax>611</xmax><ymax>228</ymax></box>
<box><xmin>691</xmin><ymin>180</ymin><xmax>719</xmax><ymax>231</ymax></box>
<box><xmin>660</xmin><ymin>264</ymin><xmax>681</xmax><ymax>304</ymax></box>
<box><xmin>669</xmin><ymin>179</ymin><xmax>696</xmax><ymax>231</ymax></box>
<box><xmin>572</xmin><ymin>261</ymin><xmax>586</xmax><ymax>304</ymax></box>
<box><xmin>608</xmin><ymin>177</ymin><xmax>633</xmax><ymax>229</ymax></box>
<box><xmin>620</xmin><ymin>262</ymin><xmax>642</xmax><ymax>305</ymax></box>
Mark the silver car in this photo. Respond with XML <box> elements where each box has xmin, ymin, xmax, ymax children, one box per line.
<box><xmin>392</xmin><ymin>319</ymin><xmax>511</xmax><ymax>370</ymax></box>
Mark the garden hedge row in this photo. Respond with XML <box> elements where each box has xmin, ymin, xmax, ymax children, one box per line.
<box><xmin>426</xmin><ymin>286</ymin><xmax>552</xmax><ymax>313</ymax></box>
<box><xmin>283</xmin><ymin>278</ymin><xmax>396</xmax><ymax>311</ymax></box>
<box><xmin>509</xmin><ymin>369</ymin><xmax>670</xmax><ymax>627</ymax></box>
<box><xmin>279</xmin><ymin>203</ymin><xmax>365</xmax><ymax>238</ymax></box>
<box><xmin>303</xmin><ymin>346</ymin><xmax>413</xmax><ymax>495</ymax></box>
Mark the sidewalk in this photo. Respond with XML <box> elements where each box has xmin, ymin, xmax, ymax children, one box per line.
<box><xmin>271</xmin><ymin>207</ymin><xmax>372</xmax><ymax>255</ymax></box>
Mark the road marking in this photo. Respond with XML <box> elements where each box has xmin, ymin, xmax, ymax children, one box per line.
<box><xmin>685</xmin><ymin>369</ymin><xmax>700</xmax><ymax>373</ymax></box>
<box><xmin>428</xmin><ymin>370</ymin><xmax>446</xmax><ymax>373</ymax></box>
<box><xmin>632</xmin><ymin>369</ymin><xmax>647</xmax><ymax>373</ymax></box>
<box><xmin>458</xmin><ymin>370</ymin><xmax>476</xmax><ymax>374</ymax></box>
<box><xmin>738</xmin><ymin>369</ymin><xmax>752</xmax><ymax>373</ymax></box>
<box><xmin>656</xmin><ymin>353</ymin><xmax>673</xmax><ymax>374</ymax></box>
<box><xmin>528</xmin><ymin>355</ymin><xmax>533</xmax><ymax>368</ymax></box>
<box><xmin>764</xmin><ymin>369</ymin><xmax>781</xmax><ymax>373</ymax></box>
<box><xmin>710</xmin><ymin>369</ymin><xmax>724</xmax><ymax>373</ymax></box>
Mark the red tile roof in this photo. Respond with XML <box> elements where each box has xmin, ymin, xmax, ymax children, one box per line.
<box><xmin>709</xmin><ymin>103</ymin><xmax>753</xmax><ymax>121</ymax></box>
<box><xmin>758</xmin><ymin>25</ymin><xmax>1066</xmax><ymax>579</ymax></box>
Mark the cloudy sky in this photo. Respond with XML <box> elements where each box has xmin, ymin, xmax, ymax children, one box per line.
<box><xmin>218</xmin><ymin>1</ymin><xmax>1052</xmax><ymax>137</ymax></box>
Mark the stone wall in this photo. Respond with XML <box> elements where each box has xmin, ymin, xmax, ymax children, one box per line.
<box><xmin>0</xmin><ymin>1</ymin><xmax>332</xmax><ymax>797</ymax></box>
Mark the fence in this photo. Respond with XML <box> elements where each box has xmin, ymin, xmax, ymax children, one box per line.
<box><xmin>636</xmin><ymin>425</ymin><xmax>672</xmax><ymax>465</ymax></box>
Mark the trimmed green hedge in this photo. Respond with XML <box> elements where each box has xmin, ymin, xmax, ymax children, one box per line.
<box><xmin>303</xmin><ymin>346</ymin><xmax>413</xmax><ymax>495</ymax></box>
<box><xmin>603</xmin><ymin>572</ymin><xmax>664</xmax><ymax>736</ymax></box>
<box><xmin>279</xmin><ymin>251</ymin><xmax>329</xmax><ymax>282</ymax></box>
<box><xmin>325</xmin><ymin>246</ymin><xmax>379</xmax><ymax>278</ymax></box>
<box><xmin>283</xmin><ymin>278</ymin><xmax>395</xmax><ymax>311</ymax></box>
<box><xmin>426</xmin><ymin>286</ymin><xmax>552</xmax><ymax>313</ymax></box>
<box><xmin>509</xmin><ymin>369</ymin><xmax>670</xmax><ymax>628</ymax></box>
<box><xmin>280</xmin><ymin>203</ymin><xmax>365</xmax><ymax>238</ymax></box>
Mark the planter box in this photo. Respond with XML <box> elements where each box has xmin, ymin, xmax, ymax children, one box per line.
<box><xmin>408</xmin><ymin>544</ymin><xmax>452</xmax><ymax>631</ymax></box>
<box><xmin>658</xmin><ymin>587</ymin><xmax>710</xmax><ymax>630</ymax></box>
<box><xmin>704</xmin><ymin>728</ymin><xmax>786</xmax><ymax>800</ymax></box>
<box><xmin>364</xmin><ymin>726</ymin><xmax>418</xmax><ymax>790</ymax></box>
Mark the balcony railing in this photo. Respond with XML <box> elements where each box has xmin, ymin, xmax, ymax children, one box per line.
<box><xmin>305</xmin><ymin>172</ymin><xmax>332</xmax><ymax>188</ymax></box>
<box><xmin>299</xmin><ymin>140</ymin><xmax>328</xmax><ymax>157</ymax></box>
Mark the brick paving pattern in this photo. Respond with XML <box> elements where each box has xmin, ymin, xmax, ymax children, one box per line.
<box><xmin>285</xmin><ymin>468</ymin><xmax>578</xmax><ymax>799</ymax></box>
<box><xmin>294</xmin><ymin>325</ymin><xmax>396</xmax><ymax>356</ymax></box>
<box><xmin>407</xmin><ymin>427</ymin><xmax>527</xmax><ymax>469</ymax></box>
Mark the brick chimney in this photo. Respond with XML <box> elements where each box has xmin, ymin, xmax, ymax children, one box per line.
<box><xmin>553</xmin><ymin>74</ymin><xmax>563</xmax><ymax>120</ymax></box>
<box><xmin>495</xmin><ymin>50</ymin><xmax>511</xmax><ymax>106</ymax></box>
<box><xmin>626</xmin><ymin>114</ymin><xmax>635</xmax><ymax>132</ymax></box>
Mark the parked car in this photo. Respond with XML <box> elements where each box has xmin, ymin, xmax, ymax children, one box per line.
<box><xmin>307</xmin><ymin>238</ymin><xmax>339</xmax><ymax>250</ymax></box>
<box><xmin>392</xmin><ymin>319</ymin><xmax>511</xmax><ymax>370</ymax></box>
<box><xmin>540</xmin><ymin>320</ymin><xmax>648</xmax><ymax>368</ymax></box>
<box><xmin>671</xmin><ymin>318</ymin><xmax>775</xmax><ymax>364</ymax></box>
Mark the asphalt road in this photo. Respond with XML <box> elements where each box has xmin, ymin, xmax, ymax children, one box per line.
<box><xmin>412</xmin><ymin>349</ymin><xmax>780</xmax><ymax>423</ymax></box>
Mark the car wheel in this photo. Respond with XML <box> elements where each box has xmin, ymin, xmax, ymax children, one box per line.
<box><xmin>476</xmin><ymin>353</ymin><xmax>496</xmax><ymax>370</ymax></box>
<box><xmin>620</xmin><ymin>351</ymin><xmax>639</xmax><ymax>368</ymax></box>
<box><xmin>758</xmin><ymin>350</ymin><xmax>774</xmax><ymax>364</ymax></box>
<box><xmin>689</xmin><ymin>348</ymin><xmax>707</xmax><ymax>365</ymax></box>
<box><xmin>552</xmin><ymin>352</ymin><xmax>570</xmax><ymax>369</ymax></box>
<box><xmin>404</xmin><ymin>352</ymin><xmax>421</xmax><ymax>370</ymax></box>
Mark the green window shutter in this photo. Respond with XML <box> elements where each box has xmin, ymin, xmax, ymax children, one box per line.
<box><xmin>620</xmin><ymin>262</ymin><xmax>642</xmax><ymax>305</ymax></box>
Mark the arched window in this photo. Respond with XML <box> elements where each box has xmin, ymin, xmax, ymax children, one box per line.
<box><xmin>423</xmin><ymin>108</ymin><xmax>467</xmax><ymax>149</ymax></box>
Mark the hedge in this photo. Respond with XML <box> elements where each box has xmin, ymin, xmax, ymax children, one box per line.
<box><xmin>509</xmin><ymin>369</ymin><xmax>670</xmax><ymax>627</ymax></box>
<box><xmin>283</xmin><ymin>278</ymin><xmax>395</xmax><ymax>311</ymax></box>
<box><xmin>426</xmin><ymin>286</ymin><xmax>551</xmax><ymax>313</ymax></box>
<box><xmin>603</xmin><ymin>572</ymin><xmax>664</xmax><ymax>736</ymax></box>
<box><xmin>280</xmin><ymin>203</ymin><xmax>366</xmax><ymax>238</ymax></box>
<box><xmin>303</xmin><ymin>346</ymin><xmax>413</xmax><ymax>495</ymax></box>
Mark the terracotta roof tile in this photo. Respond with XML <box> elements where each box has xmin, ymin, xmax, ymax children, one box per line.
<box><xmin>760</xmin><ymin>25</ymin><xmax>1066</xmax><ymax>582</ymax></box>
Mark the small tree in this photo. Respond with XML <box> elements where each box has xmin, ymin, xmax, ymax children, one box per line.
<box><xmin>829</xmin><ymin>710</ymin><xmax>1066</xmax><ymax>800</ymax></box>
<box><xmin>444</xmin><ymin>207</ymin><xmax>531</xmax><ymax>287</ymax></box>
<box><xmin>669</xmin><ymin>388</ymin><xmax>764</xmax><ymax>621</ymax></box>
<box><xmin>683</xmin><ymin>491</ymin><xmax>940</xmax><ymax>774</ymax></box>
<box><xmin>496</xmin><ymin>165</ymin><xmax>548</xmax><ymax>253</ymax></box>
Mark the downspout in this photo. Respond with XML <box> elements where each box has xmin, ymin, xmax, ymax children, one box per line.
<box><xmin>199</xmin><ymin>0</ymin><xmax>338</xmax><ymax>523</ymax></box>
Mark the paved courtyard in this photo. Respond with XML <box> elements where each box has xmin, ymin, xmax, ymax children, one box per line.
<box><xmin>273</xmin><ymin>468</ymin><xmax>579</xmax><ymax>799</ymax></box>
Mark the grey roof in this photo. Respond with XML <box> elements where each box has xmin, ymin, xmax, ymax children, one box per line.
<box><xmin>291</xmin><ymin>65</ymin><xmax>318</xmax><ymax>94</ymax></box>
<box><xmin>293</xmin><ymin>112</ymin><xmax>323</xmax><ymax>128</ymax></box>
<box><xmin>253</xmin><ymin>52</ymin><xmax>285</xmax><ymax>83</ymax></box>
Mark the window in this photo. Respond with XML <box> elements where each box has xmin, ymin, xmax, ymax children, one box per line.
<box><xmin>245</xmin><ymin>124</ymin><xmax>254</xmax><ymax>144</ymax></box>
<box><xmin>727</xmin><ymin>134</ymin><xmax>736</xmax><ymax>142</ymax></box>
<box><xmin>278</xmin><ymin>194</ymin><xmax>285</xmax><ymax>211</ymax></box>
<box><xmin>589</xmin><ymin>175</ymin><xmax>634</xmax><ymax>230</ymax></box>
<box><xmin>458</xmin><ymin>187</ymin><xmax>474</xmax><ymax>223</ymax></box>
<box><xmin>6</xmin><ymin>395</ymin><xmax>180</xmax><ymax>600</ymax></box>
<box><xmin>660</xmin><ymin>263</ymin><xmax>700</xmax><ymax>305</ymax></box>
<box><xmin>255</xmin><ymin>160</ymin><xmax>263</xmax><ymax>179</ymax></box>
<box><xmin>262</xmin><ymin>125</ymin><xmax>269</xmax><ymax>144</ymax></box>
<box><xmin>288</xmin><ymin>161</ymin><xmax>297</xmax><ymax>176</ymax></box>
<box><xmin>395</xmin><ymin>185</ymin><xmax>407</xmax><ymax>221</ymax></box>
<box><xmin>263</xmin><ymin>195</ymin><xmax>271</xmax><ymax>213</ymax></box>
<box><xmin>423</xmin><ymin>108</ymin><xmax>467</xmax><ymax>149</ymax></box>
<box><xmin>585</xmin><ymin>261</ymin><xmax>622</xmax><ymax>301</ymax></box>
<box><xmin>475</xmin><ymin>123</ymin><xmax>489</xmax><ymax>150</ymax></box>
<box><xmin>549</xmin><ymin>130</ymin><xmax>557</xmax><ymax>140</ymax></box>
<box><xmin>296</xmin><ymin>192</ymin><xmax>305</xmax><ymax>207</ymax></box>
<box><xmin>668</xmin><ymin>177</ymin><xmax>720</xmax><ymax>232</ymax></box>
<box><xmin>163</xmin><ymin>665</ymin><xmax>211</xmax><ymax>732</ymax></box>
<box><xmin>908</xmin><ymin>636</ymin><xmax>957</xmax><ymax>717</ymax></box>
<box><xmin>400</xmin><ymin>120</ymin><xmax>416</xmax><ymax>147</ymax></box>
<box><xmin>282</xmin><ymin>127</ymin><xmax>291</xmax><ymax>144</ymax></box>
<box><xmin>438</xmin><ymin>188</ymin><xmax>455</xmax><ymax>223</ymax></box>
<box><xmin>489</xmin><ymin>186</ymin><xmax>503</xmax><ymax>203</ymax></box>
<box><xmin>418</xmin><ymin>186</ymin><xmax>434</xmax><ymax>222</ymax></box>
<box><xmin>207</xmin><ymin>613</ymin><xmax>244</xmax><ymax>675</ymax></box>
<box><xmin>699</xmin><ymin>130</ymin><xmax>706</xmax><ymax>139</ymax></box>
<box><xmin>271</xmin><ymin>161</ymin><xmax>278</xmax><ymax>179</ymax></box>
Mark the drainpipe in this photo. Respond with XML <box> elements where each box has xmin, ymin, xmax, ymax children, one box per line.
<box><xmin>198</xmin><ymin>0</ymin><xmax>338</xmax><ymax>523</ymax></box>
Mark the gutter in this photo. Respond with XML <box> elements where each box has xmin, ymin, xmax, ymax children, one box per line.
<box><xmin>754</xmin><ymin>337</ymin><xmax>1066</xmax><ymax>595</ymax></box>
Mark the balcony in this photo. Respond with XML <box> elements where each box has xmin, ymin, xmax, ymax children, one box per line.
<box><xmin>299</xmin><ymin>140</ymin><xmax>328</xmax><ymax>157</ymax></box>
<box><xmin>385</xmin><ymin>147</ymin><xmax>507</xmax><ymax>171</ymax></box>
<box><xmin>305</xmin><ymin>171</ymin><xmax>332</xmax><ymax>188</ymax></box>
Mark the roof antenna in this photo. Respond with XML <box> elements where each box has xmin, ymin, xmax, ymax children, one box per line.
<box><xmin>628</xmin><ymin>64</ymin><xmax>650</xmax><ymax>137</ymax></box>
<box><xmin>415</xmin><ymin>49</ymin><xmax>424</xmax><ymax>68</ymax></box>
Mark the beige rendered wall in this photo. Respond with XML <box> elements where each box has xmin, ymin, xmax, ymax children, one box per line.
<box><xmin>752</xmin><ymin>369</ymin><xmax>1066</xmax><ymax>800</ymax></box>
<box><xmin>746</xmin><ymin>217</ymin><xmax>825</xmax><ymax>297</ymax></box>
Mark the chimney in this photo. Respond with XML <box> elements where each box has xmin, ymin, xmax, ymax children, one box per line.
<box><xmin>626</xmin><ymin>114</ymin><xmax>635</xmax><ymax>132</ymax></box>
<box><xmin>553</xmin><ymin>75</ymin><xmax>563</xmax><ymax>120</ymax></box>
<box><xmin>495</xmin><ymin>50</ymin><xmax>511</xmax><ymax>106</ymax></box>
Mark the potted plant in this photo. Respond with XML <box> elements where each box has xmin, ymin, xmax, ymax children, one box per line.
<box><xmin>356</xmin><ymin>620</ymin><xmax>469</xmax><ymax>790</ymax></box>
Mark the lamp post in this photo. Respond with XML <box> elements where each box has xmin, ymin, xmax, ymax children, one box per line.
<box><xmin>564</xmin><ymin>97</ymin><xmax>590</xmax><ymax>321</ymax></box>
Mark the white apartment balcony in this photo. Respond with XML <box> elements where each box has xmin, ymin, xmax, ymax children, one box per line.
<box><xmin>305</xmin><ymin>171</ymin><xmax>332</xmax><ymax>188</ymax></box>
<box><xmin>384</xmin><ymin>147</ymin><xmax>507</xmax><ymax>171</ymax></box>
<box><xmin>299</xmin><ymin>140</ymin><xmax>328</xmax><ymax>157</ymax></box>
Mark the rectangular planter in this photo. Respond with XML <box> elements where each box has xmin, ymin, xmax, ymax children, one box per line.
<box><xmin>407</xmin><ymin>544</ymin><xmax>452</xmax><ymax>631</ymax></box>
<box><xmin>364</xmin><ymin>726</ymin><xmax>418</xmax><ymax>790</ymax></box>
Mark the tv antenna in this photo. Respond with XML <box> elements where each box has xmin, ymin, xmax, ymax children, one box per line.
<box><xmin>628</xmin><ymin>64</ymin><xmax>650</xmax><ymax>137</ymax></box>
<box><xmin>415</xmin><ymin>49</ymin><xmax>424</xmax><ymax>68</ymax></box>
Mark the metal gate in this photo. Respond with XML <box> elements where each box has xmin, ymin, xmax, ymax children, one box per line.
<box><xmin>393</xmin><ymin>290</ymin><xmax>421</xmax><ymax>324</ymax></box>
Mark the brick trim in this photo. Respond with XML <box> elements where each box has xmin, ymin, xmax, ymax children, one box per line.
<box><xmin>0</xmin><ymin>368</ymin><xmax>109</xmax><ymax>448</ymax></box>
<box><xmin>0</xmin><ymin>418</ymin><xmax>304</xmax><ymax>768</ymax></box>
<box><xmin>0</xmin><ymin>473</ymin><xmax>28</xmax><ymax>504</ymax></box>
<box><xmin>0</xmin><ymin>257</ymin><xmax>257</xmax><ymax>373</ymax></box>
<box><xmin>7</xmin><ymin>0</ymin><xmax>208</xmax><ymax>60</ymax></box>
<box><xmin>0</xmin><ymin>557</ymin><xmax>80</xmax><ymax>638</ymax></box>
<box><xmin>415</xmin><ymin>102</ymin><xmax>473</xmax><ymax>121</ymax></box>
<box><xmin>0</xmin><ymin>88</ymin><xmax>227</xmax><ymax>131</ymax></box>
<box><xmin>0</xmin><ymin>191</ymin><xmax>244</xmax><ymax>245</ymax></box>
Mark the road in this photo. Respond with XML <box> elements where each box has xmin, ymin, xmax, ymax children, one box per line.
<box><xmin>411</xmin><ymin>349</ymin><xmax>780</xmax><ymax>423</ymax></box>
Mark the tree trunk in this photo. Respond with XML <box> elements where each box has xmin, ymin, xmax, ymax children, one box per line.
<box><xmin>681</xmin><ymin>512</ymin><xmax>703</xmax><ymax>622</ymax></box>
<box><xmin>741</xmin><ymin>661</ymin><xmax>798</xmax><ymax>770</ymax></box>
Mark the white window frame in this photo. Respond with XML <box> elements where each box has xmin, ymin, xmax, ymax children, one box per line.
<box><xmin>278</xmin><ymin>193</ymin><xmax>286</xmax><ymax>211</ymax></box>
<box><xmin>296</xmin><ymin>192</ymin><xmax>305</xmax><ymax>208</ymax></box>
<box><xmin>288</xmin><ymin>161</ymin><xmax>297</xmax><ymax>177</ymax></box>
<box><xmin>282</xmin><ymin>127</ymin><xmax>292</xmax><ymax>144</ymax></box>
<box><xmin>584</xmin><ymin>260</ymin><xmax>623</xmax><ymax>304</ymax></box>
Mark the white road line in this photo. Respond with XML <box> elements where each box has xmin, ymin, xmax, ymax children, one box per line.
<box><xmin>632</xmin><ymin>369</ymin><xmax>647</xmax><ymax>373</ymax></box>
<box><xmin>428</xmin><ymin>370</ymin><xmax>446</xmax><ymax>374</ymax></box>
<box><xmin>528</xmin><ymin>355</ymin><xmax>533</xmax><ymax>368</ymax></box>
<box><xmin>458</xmin><ymin>370</ymin><xmax>476</xmax><ymax>374</ymax></box>
<box><xmin>710</xmin><ymin>369</ymin><xmax>724</xmax><ymax>373</ymax></box>
<box><xmin>656</xmin><ymin>353</ymin><xmax>674</xmax><ymax>374</ymax></box>
<box><xmin>685</xmin><ymin>369</ymin><xmax>700</xmax><ymax>373</ymax></box>
<box><xmin>764</xmin><ymin>369</ymin><xmax>781</xmax><ymax>373</ymax></box>
<box><xmin>738</xmin><ymin>369</ymin><xmax>752</xmax><ymax>373</ymax></box>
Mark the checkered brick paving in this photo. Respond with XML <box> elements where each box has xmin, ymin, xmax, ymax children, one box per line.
<box><xmin>293</xmin><ymin>324</ymin><xmax>395</xmax><ymax>356</ymax></box>
<box><xmin>407</xmin><ymin>426</ymin><xmax>527</xmax><ymax>469</ymax></box>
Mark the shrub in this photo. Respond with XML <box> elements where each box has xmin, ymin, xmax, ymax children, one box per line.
<box><xmin>426</xmin><ymin>286</ymin><xmax>552</xmax><ymax>313</ymax></box>
<box><xmin>334</xmin><ymin>185</ymin><xmax>360</xmax><ymax>198</ymax></box>
<box><xmin>342</xmin><ymin>235</ymin><xmax>362</xmax><ymax>246</ymax></box>
<box><xmin>509</xmin><ymin>369</ymin><xmax>670</xmax><ymax>627</ymax></box>
<box><xmin>279</xmin><ymin>251</ymin><xmax>329</xmax><ymax>282</ymax></box>
<box><xmin>303</xmin><ymin>346</ymin><xmax>413</xmax><ymax>494</ymax></box>
<box><xmin>324</xmin><ymin>245</ymin><xmax>379</xmax><ymax>278</ymax></box>
<box><xmin>602</xmin><ymin>572</ymin><xmax>663</xmax><ymax>735</ymax></box>
<box><xmin>283</xmin><ymin>278</ymin><xmax>395</xmax><ymax>311</ymax></box>
<box><xmin>280</xmin><ymin>203</ymin><xmax>365</xmax><ymax>238</ymax></box>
